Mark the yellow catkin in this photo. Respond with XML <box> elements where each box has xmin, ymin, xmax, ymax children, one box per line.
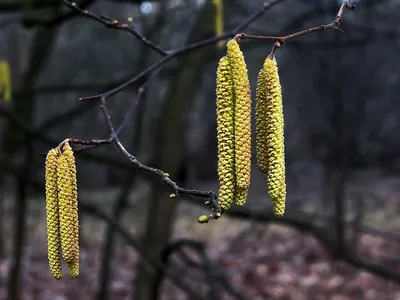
<box><xmin>0</xmin><ymin>60</ymin><xmax>11</xmax><ymax>102</ymax></box>
<box><xmin>57</xmin><ymin>150</ymin><xmax>78</xmax><ymax>264</ymax></box>
<box><xmin>45</xmin><ymin>148</ymin><xmax>62</xmax><ymax>280</ymax></box>
<box><xmin>216</xmin><ymin>56</ymin><xmax>235</xmax><ymax>210</ymax></box>
<box><xmin>213</xmin><ymin>0</ymin><xmax>224</xmax><ymax>48</ymax></box>
<box><xmin>63</xmin><ymin>142</ymin><xmax>79</xmax><ymax>268</ymax></box>
<box><xmin>263</xmin><ymin>56</ymin><xmax>286</xmax><ymax>217</ymax></box>
<box><xmin>67</xmin><ymin>261</ymin><xmax>79</xmax><ymax>279</ymax></box>
<box><xmin>226</xmin><ymin>39</ymin><xmax>252</xmax><ymax>191</ymax></box>
<box><xmin>255</xmin><ymin>68</ymin><xmax>269</xmax><ymax>174</ymax></box>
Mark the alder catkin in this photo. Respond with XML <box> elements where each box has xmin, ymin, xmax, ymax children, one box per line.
<box><xmin>226</xmin><ymin>40</ymin><xmax>251</xmax><ymax>191</ymax></box>
<box><xmin>45</xmin><ymin>148</ymin><xmax>62</xmax><ymax>280</ymax></box>
<box><xmin>63</xmin><ymin>142</ymin><xmax>79</xmax><ymax>267</ymax></box>
<box><xmin>263</xmin><ymin>56</ymin><xmax>286</xmax><ymax>217</ymax></box>
<box><xmin>57</xmin><ymin>150</ymin><xmax>78</xmax><ymax>264</ymax></box>
<box><xmin>216</xmin><ymin>55</ymin><xmax>235</xmax><ymax>210</ymax></box>
<box><xmin>255</xmin><ymin>68</ymin><xmax>269</xmax><ymax>174</ymax></box>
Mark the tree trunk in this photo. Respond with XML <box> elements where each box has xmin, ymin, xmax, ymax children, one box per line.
<box><xmin>4</xmin><ymin>27</ymin><xmax>57</xmax><ymax>300</ymax></box>
<box><xmin>132</xmin><ymin>1</ymin><xmax>218</xmax><ymax>299</ymax></box>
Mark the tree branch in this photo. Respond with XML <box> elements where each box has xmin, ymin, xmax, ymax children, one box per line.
<box><xmin>56</xmin><ymin>0</ymin><xmax>356</xmax><ymax>221</ymax></box>
<box><xmin>62</xmin><ymin>0</ymin><xmax>167</xmax><ymax>55</ymax></box>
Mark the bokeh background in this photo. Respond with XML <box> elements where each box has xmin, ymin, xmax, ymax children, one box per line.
<box><xmin>0</xmin><ymin>0</ymin><xmax>400</xmax><ymax>299</ymax></box>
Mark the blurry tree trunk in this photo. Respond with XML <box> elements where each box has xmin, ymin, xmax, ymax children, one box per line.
<box><xmin>4</xmin><ymin>27</ymin><xmax>57</xmax><ymax>300</ymax></box>
<box><xmin>133</xmin><ymin>2</ymin><xmax>218</xmax><ymax>299</ymax></box>
<box><xmin>321</xmin><ymin>32</ymin><xmax>349</xmax><ymax>258</ymax></box>
<box><xmin>0</xmin><ymin>21</ymin><xmax>22</xmax><ymax>259</ymax></box>
<box><xmin>96</xmin><ymin>9</ymin><xmax>166</xmax><ymax>299</ymax></box>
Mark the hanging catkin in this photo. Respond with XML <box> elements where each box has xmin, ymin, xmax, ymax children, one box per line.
<box><xmin>45</xmin><ymin>148</ymin><xmax>62</xmax><ymax>280</ymax></box>
<box><xmin>216</xmin><ymin>55</ymin><xmax>235</xmax><ymax>210</ymax></box>
<box><xmin>263</xmin><ymin>56</ymin><xmax>286</xmax><ymax>217</ymax></box>
<box><xmin>255</xmin><ymin>68</ymin><xmax>269</xmax><ymax>174</ymax></box>
<box><xmin>226</xmin><ymin>40</ymin><xmax>251</xmax><ymax>191</ymax></box>
<box><xmin>63</xmin><ymin>142</ymin><xmax>79</xmax><ymax>266</ymax></box>
<box><xmin>57</xmin><ymin>147</ymin><xmax>79</xmax><ymax>264</ymax></box>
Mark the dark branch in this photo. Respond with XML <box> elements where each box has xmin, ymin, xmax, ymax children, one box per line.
<box><xmin>74</xmin><ymin>0</ymin><xmax>289</xmax><ymax>101</ymax></box>
<box><xmin>234</xmin><ymin>1</ymin><xmax>355</xmax><ymax>46</ymax></box>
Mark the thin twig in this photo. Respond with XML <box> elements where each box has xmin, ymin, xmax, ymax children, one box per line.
<box><xmin>235</xmin><ymin>1</ymin><xmax>355</xmax><ymax>46</ymax></box>
<box><xmin>73</xmin><ymin>0</ymin><xmax>289</xmax><ymax>101</ymax></box>
<box><xmin>61</xmin><ymin>0</ymin><xmax>167</xmax><ymax>56</ymax></box>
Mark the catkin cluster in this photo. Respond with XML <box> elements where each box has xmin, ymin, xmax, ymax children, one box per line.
<box><xmin>255</xmin><ymin>56</ymin><xmax>286</xmax><ymax>216</ymax></box>
<box><xmin>45</xmin><ymin>142</ymin><xmax>79</xmax><ymax>279</ymax></box>
<box><xmin>216</xmin><ymin>39</ymin><xmax>251</xmax><ymax>211</ymax></box>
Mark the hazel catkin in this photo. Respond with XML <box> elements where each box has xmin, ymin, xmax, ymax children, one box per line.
<box><xmin>45</xmin><ymin>148</ymin><xmax>62</xmax><ymax>280</ymax></box>
<box><xmin>263</xmin><ymin>56</ymin><xmax>286</xmax><ymax>217</ymax></box>
<box><xmin>255</xmin><ymin>68</ymin><xmax>269</xmax><ymax>174</ymax></box>
<box><xmin>216</xmin><ymin>55</ymin><xmax>235</xmax><ymax>210</ymax></box>
<box><xmin>57</xmin><ymin>149</ymin><xmax>79</xmax><ymax>264</ymax></box>
<box><xmin>226</xmin><ymin>40</ymin><xmax>252</xmax><ymax>191</ymax></box>
<box><xmin>63</xmin><ymin>142</ymin><xmax>79</xmax><ymax>265</ymax></box>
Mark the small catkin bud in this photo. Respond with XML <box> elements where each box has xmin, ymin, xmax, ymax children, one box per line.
<box><xmin>198</xmin><ymin>215</ymin><xmax>209</xmax><ymax>224</ymax></box>
<box><xmin>67</xmin><ymin>261</ymin><xmax>79</xmax><ymax>279</ymax></box>
<box><xmin>226</xmin><ymin>40</ymin><xmax>252</xmax><ymax>190</ymax></box>
<box><xmin>216</xmin><ymin>55</ymin><xmax>235</xmax><ymax>210</ymax></box>
<box><xmin>45</xmin><ymin>148</ymin><xmax>62</xmax><ymax>280</ymax></box>
<box><xmin>57</xmin><ymin>152</ymin><xmax>78</xmax><ymax>264</ymax></box>
<box><xmin>263</xmin><ymin>56</ymin><xmax>286</xmax><ymax>217</ymax></box>
<box><xmin>63</xmin><ymin>142</ymin><xmax>79</xmax><ymax>264</ymax></box>
<box><xmin>255</xmin><ymin>68</ymin><xmax>269</xmax><ymax>174</ymax></box>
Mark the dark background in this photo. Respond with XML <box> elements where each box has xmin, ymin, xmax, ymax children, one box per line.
<box><xmin>0</xmin><ymin>0</ymin><xmax>400</xmax><ymax>299</ymax></box>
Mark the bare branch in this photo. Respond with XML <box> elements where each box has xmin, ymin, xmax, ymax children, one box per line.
<box><xmin>62</xmin><ymin>0</ymin><xmax>167</xmax><ymax>56</ymax></box>
<box><xmin>234</xmin><ymin>1</ymin><xmax>355</xmax><ymax>46</ymax></box>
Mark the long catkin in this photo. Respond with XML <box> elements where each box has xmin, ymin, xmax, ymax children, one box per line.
<box><xmin>45</xmin><ymin>149</ymin><xmax>62</xmax><ymax>279</ymax></box>
<box><xmin>63</xmin><ymin>142</ymin><xmax>79</xmax><ymax>267</ymax></box>
<box><xmin>226</xmin><ymin>40</ymin><xmax>252</xmax><ymax>191</ymax></box>
<box><xmin>255</xmin><ymin>68</ymin><xmax>269</xmax><ymax>174</ymax></box>
<box><xmin>216</xmin><ymin>56</ymin><xmax>235</xmax><ymax>210</ymax></box>
<box><xmin>57</xmin><ymin>151</ymin><xmax>78</xmax><ymax>264</ymax></box>
<box><xmin>263</xmin><ymin>56</ymin><xmax>286</xmax><ymax>217</ymax></box>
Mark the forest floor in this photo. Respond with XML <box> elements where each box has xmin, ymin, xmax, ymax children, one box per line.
<box><xmin>0</xmin><ymin>168</ymin><xmax>400</xmax><ymax>300</ymax></box>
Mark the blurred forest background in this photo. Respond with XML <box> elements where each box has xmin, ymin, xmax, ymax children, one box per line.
<box><xmin>0</xmin><ymin>0</ymin><xmax>400</xmax><ymax>299</ymax></box>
